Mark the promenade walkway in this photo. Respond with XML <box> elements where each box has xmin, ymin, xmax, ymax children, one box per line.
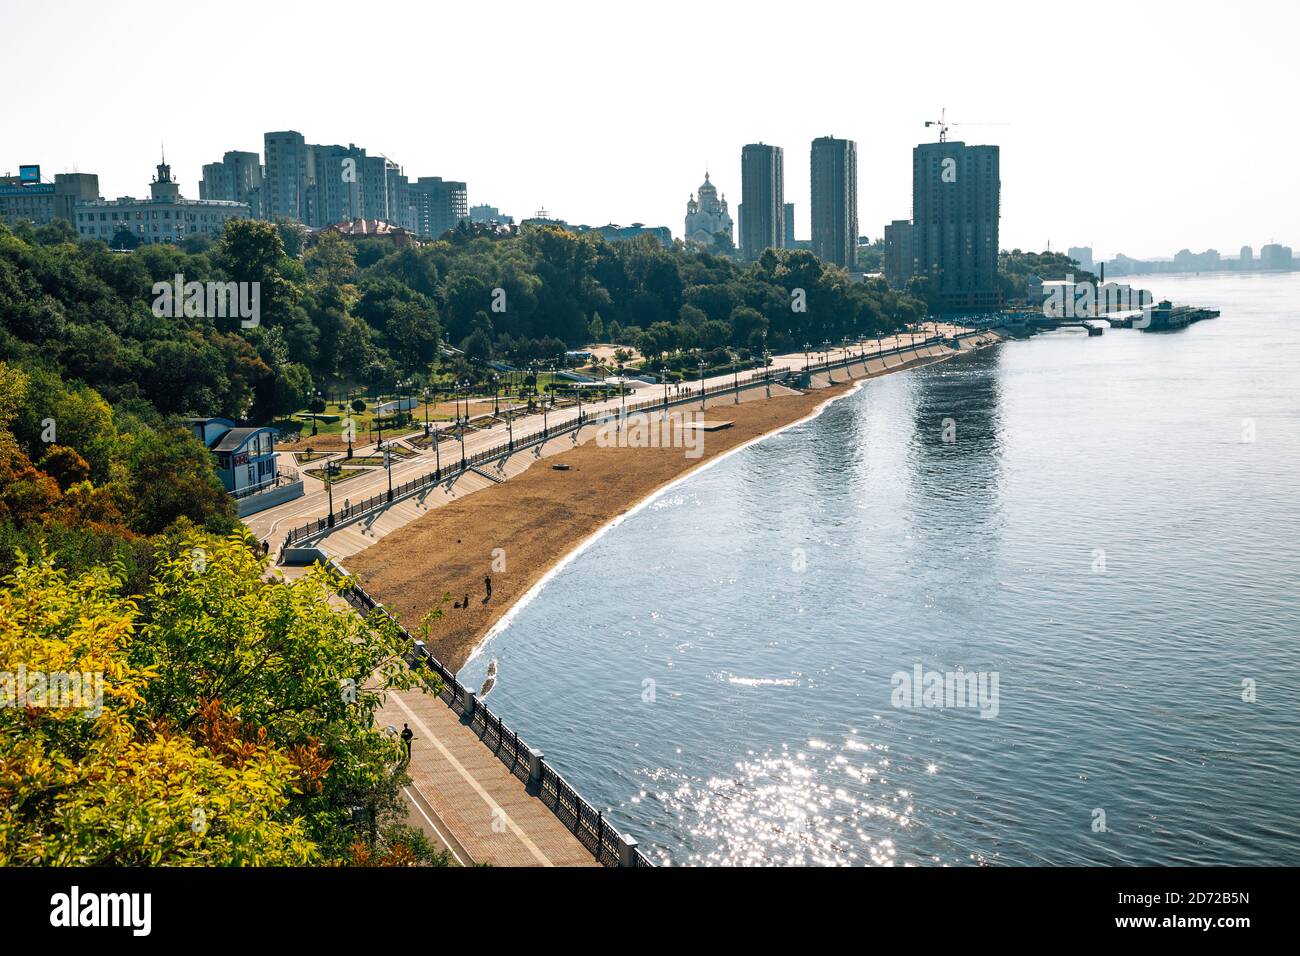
<box><xmin>377</xmin><ymin>684</ymin><xmax>598</xmax><ymax>867</ymax></box>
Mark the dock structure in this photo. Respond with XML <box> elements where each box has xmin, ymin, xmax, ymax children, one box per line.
<box><xmin>1142</xmin><ymin>301</ymin><xmax>1221</xmax><ymax>332</ymax></box>
<box><xmin>987</xmin><ymin>303</ymin><xmax>1219</xmax><ymax>335</ymax></box>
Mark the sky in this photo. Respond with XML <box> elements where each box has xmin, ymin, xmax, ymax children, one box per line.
<box><xmin>3</xmin><ymin>0</ymin><xmax>1297</xmax><ymax>260</ymax></box>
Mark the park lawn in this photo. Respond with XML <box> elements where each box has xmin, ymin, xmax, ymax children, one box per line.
<box><xmin>294</xmin><ymin>450</ymin><xmax>335</xmax><ymax>464</ymax></box>
<box><xmin>304</xmin><ymin>466</ymin><xmax>371</xmax><ymax>485</ymax></box>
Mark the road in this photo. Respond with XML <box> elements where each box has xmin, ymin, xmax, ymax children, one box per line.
<box><xmin>245</xmin><ymin>331</ymin><xmax>960</xmax><ymax>552</ymax></box>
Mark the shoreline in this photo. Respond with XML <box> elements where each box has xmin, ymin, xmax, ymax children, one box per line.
<box><xmin>345</xmin><ymin>338</ymin><xmax>1000</xmax><ymax>673</ymax></box>
<box><xmin>462</xmin><ymin>364</ymin><xmax>872</xmax><ymax>669</ymax></box>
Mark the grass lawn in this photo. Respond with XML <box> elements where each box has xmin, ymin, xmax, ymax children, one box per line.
<box><xmin>304</xmin><ymin>466</ymin><xmax>370</xmax><ymax>485</ymax></box>
<box><xmin>294</xmin><ymin>450</ymin><xmax>335</xmax><ymax>464</ymax></box>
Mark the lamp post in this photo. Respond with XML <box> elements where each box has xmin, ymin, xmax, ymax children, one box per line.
<box><xmin>385</xmin><ymin>446</ymin><xmax>393</xmax><ymax>502</ymax></box>
<box><xmin>325</xmin><ymin>460</ymin><xmax>337</xmax><ymax>528</ymax></box>
<box><xmin>617</xmin><ymin>362</ymin><xmax>627</xmax><ymax>426</ymax></box>
<box><xmin>698</xmin><ymin>359</ymin><xmax>706</xmax><ymax>411</ymax></box>
<box><xmin>731</xmin><ymin>352</ymin><xmax>739</xmax><ymax>404</ymax></box>
<box><xmin>423</xmin><ymin>387</ymin><xmax>431</xmax><ymax>437</ymax></box>
<box><xmin>458</xmin><ymin>380</ymin><xmax>468</xmax><ymax>469</ymax></box>
<box><xmin>803</xmin><ymin>342</ymin><xmax>810</xmax><ymax>372</ymax></box>
<box><xmin>492</xmin><ymin>374</ymin><xmax>500</xmax><ymax>416</ymax></box>
<box><xmin>762</xmin><ymin>332</ymin><xmax>771</xmax><ymax>398</ymax></box>
<box><xmin>345</xmin><ymin>393</ymin><xmax>354</xmax><ymax>459</ymax></box>
<box><xmin>397</xmin><ymin>378</ymin><xmax>411</xmax><ymax>431</ymax></box>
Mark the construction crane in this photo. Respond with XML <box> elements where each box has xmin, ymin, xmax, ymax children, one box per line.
<box><xmin>924</xmin><ymin>108</ymin><xmax>955</xmax><ymax>142</ymax></box>
<box><xmin>924</xmin><ymin>108</ymin><xmax>1007</xmax><ymax>143</ymax></box>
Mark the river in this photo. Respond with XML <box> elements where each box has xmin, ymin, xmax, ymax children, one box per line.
<box><xmin>459</xmin><ymin>271</ymin><xmax>1300</xmax><ymax>866</ymax></box>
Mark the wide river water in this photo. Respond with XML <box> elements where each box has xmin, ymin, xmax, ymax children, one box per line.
<box><xmin>459</xmin><ymin>272</ymin><xmax>1300</xmax><ymax>866</ymax></box>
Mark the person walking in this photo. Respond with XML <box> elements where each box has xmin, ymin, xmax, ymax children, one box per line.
<box><xmin>400</xmin><ymin>723</ymin><xmax>413</xmax><ymax>758</ymax></box>
<box><xmin>483</xmin><ymin>575</ymin><xmax>493</xmax><ymax>605</ymax></box>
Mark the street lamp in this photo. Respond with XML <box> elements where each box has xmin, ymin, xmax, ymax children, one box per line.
<box><xmin>617</xmin><ymin>362</ymin><xmax>627</xmax><ymax>425</ymax></box>
<box><xmin>395</xmin><ymin>378</ymin><xmax>409</xmax><ymax>432</ymax></box>
<box><xmin>762</xmin><ymin>332</ymin><xmax>772</xmax><ymax>398</ymax></box>
<box><xmin>731</xmin><ymin>352</ymin><xmax>739</xmax><ymax>404</ymax></box>
<box><xmin>433</xmin><ymin>415</ymin><xmax>442</xmax><ymax>475</ymax></box>
<box><xmin>423</xmin><ymin>387</ymin><xmax>431</xmax><ymax>437</ymax></box>
<box><xmin>803</xmin><ymin>342</ymin><xmax>810</xmax><ymax>372</ymax></box>
<box><xmin>325</xmin><ymin>460</ymin><xmax>337</xmax><ymax>528</ymax></box>
<box><xmin>385</xmin><ymin>445</ymin><xmax>394</xmax><ymax>503</ymax></box>
<box><xmin>698</xmin><ymin>359</ymin><xmax>706</xmax><ymax>411</ymax></box>
<box><xmin>458</xmin><ymin>380</ymin><xmax>468</xmax><ymax>468</ymax></box>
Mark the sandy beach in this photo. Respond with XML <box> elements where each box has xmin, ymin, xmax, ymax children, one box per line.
<box><xmin>345</xmin><ymin>340</ymin><xmax>993</xmax><ymax>672</ymax></box>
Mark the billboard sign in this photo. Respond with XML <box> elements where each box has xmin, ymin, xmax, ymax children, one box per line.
<box><xmin>18</xmin><ymin>164</ymin><xmax>40</xmax><ymax>183</ymax></box>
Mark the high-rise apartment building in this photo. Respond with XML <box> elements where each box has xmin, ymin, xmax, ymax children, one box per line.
<box><xmin>1260</xmin><ymin>243</ymin><xmax>1293</xmax><ymax>269</ymax></box>
<box><xmin>740</xmin><ymin>143</ymin><xmax>784</xmax><ymax>260</ymax></box>
<box><xmin>384</xmin><ymin>161</ymin><xmax>411</xmax><ymax>231</ymax></box>
<box><xmin>883</xmin><ymin>219</ymin><xmax>914</xmax><ymax>287</ymax></box>
<box><xmin>911</xmin><ymin>140</ymin><xmax>1001</xmax><ymax>310</ymax></box>
<box><xmin>263</xmin><ymin>131</ymin><xmax>309</xmax><ymax>222</ymax></box>
<box><xmin>301</xmin><ymin>144</ymin><xmax>361</xmax><ymax>227</ymax></box>
<box><xmin>409</xmin><ymin>177</ymin><xmax>467</xmax><ymax>238</ymax></box>
<box><xmin>200</xmin><ymin>151</ymin><xmax>263</xmax><ymax>219</ymax></box>
<box><xmin>810</xmin><ymin>136</ymin><xmax>857</xmax><ymax>268</ymax></box>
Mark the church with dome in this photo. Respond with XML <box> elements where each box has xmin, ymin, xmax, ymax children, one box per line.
<box><xmin>683</xmin><ymin>172</ymin><xmax>734</xmax><ymax>250</ymax></box>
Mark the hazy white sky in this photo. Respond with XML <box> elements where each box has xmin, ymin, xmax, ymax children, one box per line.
<box><xmin>4</xmin><ymin>0</ymin><xmax>1296</xmax><ymax>258</ymax></box>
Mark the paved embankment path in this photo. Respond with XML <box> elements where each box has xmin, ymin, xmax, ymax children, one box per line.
<box><xmin>377</xmin><ymin>685</ymin><xmax>597</xmax><ymax>867</ymax></box>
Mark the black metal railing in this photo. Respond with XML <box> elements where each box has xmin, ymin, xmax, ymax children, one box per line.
<box><xmin>340</xmin><ymin>576</ymin><xmax>653</xmax><ymax>867</ymax></box>
<box><xmin>283</xmin><ymin>335</ymin><xmax>943</xmax><ymax>548</ymax></box>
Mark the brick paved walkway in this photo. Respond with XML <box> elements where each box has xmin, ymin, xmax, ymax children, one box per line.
<box><xmin>377</xmin><ymin>685</ymin><xmax>598</xmax><ymax>867</ymax></box>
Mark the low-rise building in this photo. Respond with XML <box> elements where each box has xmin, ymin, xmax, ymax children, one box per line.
<box><xmin>75</xmin><ymin>160</ymin><xmax>249</xmax><ymax>245</ymax></box>
<box><xmin>313</xmin><ymin>218</ymin><xmax>418</xmax><ymax>247</ymax></box>
<box><xmin>0</xmin><ymin>166</ymin><xmax>101</xmax><ymax>227</ymax></box>
<box><xmin>185</xmin><ymin>417</ymin><xmax>302</xmax><ymax>516</ymax></box>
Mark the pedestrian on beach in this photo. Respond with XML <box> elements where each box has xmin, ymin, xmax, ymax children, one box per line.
<box><xmin>400</xmin><ymin>723</ymin><xmax>413</xmax><ymax>757</ymax></box>
<box><xmin>483</xmin><ymin>575</ymin><xmax>492</xmax><ymax>604</ymax></box>
<box><xmin>463</xmin><ymin>592</ymin><xmax>469</xmax><ymax>609</ymax></box>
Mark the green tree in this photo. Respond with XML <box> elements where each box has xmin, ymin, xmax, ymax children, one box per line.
<box><xmin>0</xmin><ymin>552</ymin><xmax>317</xmax><ymax>865</ymax></box>
<box><xmin>122</xmin><ymin>428</ymin><xmax>236</xmax><ymax>535</ymax></box>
